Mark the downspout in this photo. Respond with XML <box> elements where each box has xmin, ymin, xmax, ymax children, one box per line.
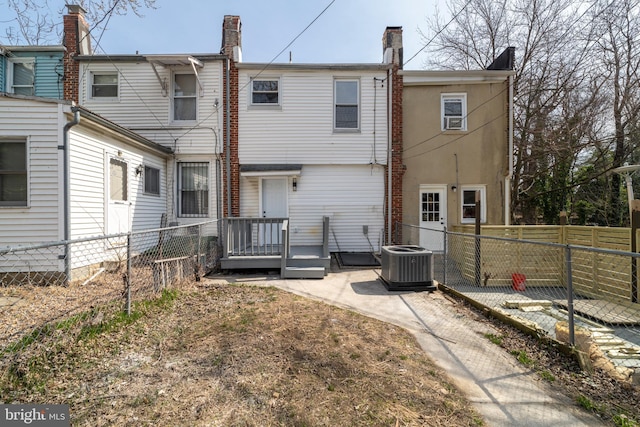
<box><xmin>505</xmin><ymin>74</ymin><xmax>514</xmax><ymax>226</ymax></box>
<box><xmin>62</xmin><ymin>106</ymin><xmax>80</xmax><ymax>284</ymax></box>
<box><xmin>225</xmin><ymin>58</ymin><xmax>232</xmax><ymax>217</ymax></box>
<box><xmin>387</xmin><ymin>68</ymin><xmax>393</xmax><ymax>244</ymax></box>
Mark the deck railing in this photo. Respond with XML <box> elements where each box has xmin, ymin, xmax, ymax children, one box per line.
<box><xmin>223</xmin><ymin>217</ymin><xmax>288</xmax><ymax>257</ymax></box>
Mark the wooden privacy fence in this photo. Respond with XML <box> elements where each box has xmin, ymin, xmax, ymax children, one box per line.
<box><xmin>450</xmin><ymin>225</ymin><xmax>637</xmax><ymax>302</ymax></box>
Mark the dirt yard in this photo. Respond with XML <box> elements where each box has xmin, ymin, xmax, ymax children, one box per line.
<box><xmin>0</xmin><ymin>280</ymin><xmax>483</xmax><ymax>426</ymax></box>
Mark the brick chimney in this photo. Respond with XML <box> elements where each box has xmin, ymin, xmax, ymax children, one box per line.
<box><xmin>221</xmin><ymin>16</ymin><xmax>241</xmax><ymax>217</ymax></box>
<box><xmin>63</xmin><ymin>4</ymin><xmax>91</xmax><ymax>103</ymax></box>
<box><xmin>383</xmin><ymin>26</ymin><xmax>404</xmax><ymax>243</ymax></box>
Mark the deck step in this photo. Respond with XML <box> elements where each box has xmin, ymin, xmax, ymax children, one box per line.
<box><xmin>283</xmin><ymin>266</ymin><xmax>325</xmax><ymax>279</ymax></box>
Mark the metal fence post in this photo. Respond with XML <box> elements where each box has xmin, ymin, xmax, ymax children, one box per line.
<box><xmin>565</xmin><ymin>244</ymin><xmax>575</xmax><ymax>346</ymax></box>
<box><xmin>443</xmin><ymin>226</ymin><xmax>448</xmax><ymax>286</ymax></box>
<box><xmin>126</xmin><ymin>233</ymin><xmax>132</xmax><ymax>316</ymax></box>
<box><xmin>198</xmin><ymin>223</ymin><xmax>203</xmax><ymax>271</ymax></box>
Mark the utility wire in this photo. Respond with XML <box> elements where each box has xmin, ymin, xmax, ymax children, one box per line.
<box><xmin>403</xmin><ymin>0</ymin><xmax>474</xmax><ymax>68</ymax></box>
<box><xmin>175</xmin><ymin>0</ymin><xmax>336</xmax><ymax>141</ymax></box>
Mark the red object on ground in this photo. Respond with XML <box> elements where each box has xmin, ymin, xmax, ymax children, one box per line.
<box><xmin>512</xmin><ymin>273</ymin><xmax>526</xmax><ymax>291</ymax></box>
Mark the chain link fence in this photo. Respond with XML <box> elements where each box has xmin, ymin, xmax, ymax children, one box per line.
<box><xmin>400</xmin><ymin>223</ymin><xmax>640</xmax><ymax>382</ymax></box>
<box><xmin>0</xmin><ymin>220</ymin><xmax>219</xmax><ymax>392</ymax></box>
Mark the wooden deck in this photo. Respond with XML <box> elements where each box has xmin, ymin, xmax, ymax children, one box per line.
<box><xmin>220</xmin><ymin>217</ymin><xmax>331</xmax><ymax>278</ymax></box>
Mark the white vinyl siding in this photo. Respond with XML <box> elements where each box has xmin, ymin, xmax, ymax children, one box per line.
<box><xmin>0</xmin><ymin>99</ymin><xmax>62</xmax><ymax>245</ymax></box>
<box><xmin>240</xmin><ymin>165</ymin><xmax>384</xmax><ymax>252</ymax></box>
<box><xmin>79</xmin><ymin>61</ymin><xmax>224</xmax><ymax>155</ymax></box>
<box><xmin>238</xmin><ymin>70</ymin><xmax>387</xmax><ymax>164</ymax></box>
<box><xmin>68</xmin><ymin>126</ymin><xmax>169</xmax><ymax>237</ymax></box>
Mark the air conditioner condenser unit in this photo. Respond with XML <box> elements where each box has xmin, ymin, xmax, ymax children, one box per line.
<box><xmin>380</xmin><ymin>245</ymin><xmax>436</xmax><ymax>291</ymax></box>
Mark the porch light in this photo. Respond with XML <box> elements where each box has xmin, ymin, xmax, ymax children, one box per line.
<box><xmin>292</xmin><ymin>177</ymin><xmax>297</xmax><ymax>191</ymax></box>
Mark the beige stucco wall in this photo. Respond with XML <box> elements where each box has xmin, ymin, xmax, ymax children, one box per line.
<box><xmin>402</xmin><ymin>80</ymin><xmax>510</xmax><ymax>234</ymax></box>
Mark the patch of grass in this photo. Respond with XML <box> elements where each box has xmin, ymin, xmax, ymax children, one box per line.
<box><xmin>510</xmin><ymin>349</ymin><xmax>534</xmax><ymax>367</ymax></box>
<box><xmin>577</xmin><ymin>394</ymin><xmax>598</xmax><ymax>411</ymax></box>
<box><xmin>538</xmin><ymin>370</ymin><xmax>555</xmax><ymax>382</ymax></box>
<box><xmin>484</xmin><ymin>333</ymin><xmax>503</xmax><ymax>346</ymax></box>
<box><xmin>614</xmin><ymin>413</ymin><xmax>639</xmax><ymax>427</ymax></box>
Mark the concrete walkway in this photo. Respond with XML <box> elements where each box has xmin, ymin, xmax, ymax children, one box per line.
<box><xmin>208</xmin><ymin>267</ymin><xmax>604</xmax><ymax>426</ymax></box>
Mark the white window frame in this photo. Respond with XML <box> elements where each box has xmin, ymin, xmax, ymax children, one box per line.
<box><xmin>334</xmin><ymin>79</ymin><xmax>360</xmax><ymax>131</ymax></box>
<box><xmin>460</xmin><ymin>185</ymin><xmax>486</xmax><ymax>224</ymax></box>
<box><xmin>6</xmin><ymin>57</ymin><xmax>35</xmax><ymax>96</ymax></box>
<box><xmin>178</xmin><ymin>162</ymin><xmax>209</xmax><ymax>218</ymax></box>
<box><xmin>143</xmin><ymin>165</ymin><xmax>161</xmax><ymax>196</ymax></box>
<box><xmin>441</xmin><ymin>93</ymin><xmax>467</xmax><ymax>131</ymax></box>
<box><xmin>90</xmin><ymin>72</ymin><xmax>119</xmax><ymax>99</ymax></box>
<box><xmin>0</xmin><ymin>138</ymin><xmax>28</xmax><ymax>207</ymax></box>
<box><xmin>250</xmin><ymin>77</ymin><xmax>280</xmax><ymax>106</ymax></box>
<box><xmin>172</xmin><ymin>72</ymin><xmax>198</xmax><ymax>123</ymax></box>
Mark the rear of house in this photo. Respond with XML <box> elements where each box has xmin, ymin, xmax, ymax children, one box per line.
<box><xmin>401</xmin><ymin>69</ymin><xmax>514</xmax><ymax>251</ymax></box>
<box><xmin>236</xmin><ymin>63</ymin><xmax>390</xmax><ymax>252</ymax></box>
<box><xmin>0</xmin><ymin>95</ymin><xmax>171</xmax><ymax>282</ymax></box>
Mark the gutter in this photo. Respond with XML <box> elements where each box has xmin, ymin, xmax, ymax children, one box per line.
<box><xmin>505</xmin><ymin>74</ymin><xmax>514</xmax><ymax>226</ymax></box>
<box><xmin>387</xmin><ymin>67</ymin><xmax>393</xmax><ymax>244</ymax></box>
<box><xmin>62</xmin><ymin>106</ymin><xmax>80</xmax><ymax>284</ymax></box>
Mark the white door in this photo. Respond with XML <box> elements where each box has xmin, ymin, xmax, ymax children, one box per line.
<box><xmin>419</xmin><ymin>185</ymin><xmax>446</xmax><ymax>251</ymax></box>
<box><xmin>107</xmin><ymin>158</ymin><xmax>131</xmax><ymax>247</ymax></box>
<box><xmin>260</xmin><ymin>177</ymin><xmax>288</xmax><ymax>244</ymax></box>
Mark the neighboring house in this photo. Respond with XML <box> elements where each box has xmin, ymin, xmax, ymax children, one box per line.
<box><xmin>0</xmin><ymin>44</ymin><xmax>65</xmax><ymax>99</ymax></box>
<box><xmin>225</xmin><ymin>17</ymin><xmax>402</xmax><ymax>253</ymax></box>
<box><xmin>400</xmin><ymin>49</ymin><xmax>515</xmax><ymax>250</ymax></box>
<box><xmin>0</xmin><ymin>93</ymin><xmax>172</xmax><ymax>279</ymax></box>
<box><xmin>63</xmin><ymin>5</ymin><xmax>225</xmax><ymax>237</ymax></box>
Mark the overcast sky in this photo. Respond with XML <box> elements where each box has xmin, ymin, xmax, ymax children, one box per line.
<box><xmin>1</xmin><ymin>0</ymin><xmax>446</xmax><ymax>69</ymax></box>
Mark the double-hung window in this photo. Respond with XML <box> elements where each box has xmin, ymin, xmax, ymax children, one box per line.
<box><xmin>178</xmin><ymin>162</ymin><xmax>208</xmax><ymax>217</ymax></box>
<box><xmin>7</xmin><ymin>58</ymin><xmax>35</xmax><ymax>96</ymax></box>
<box><xmin>173</xmin><ymin>73</ymin><xmax>197</xmax><ymax>121</ymax></box>
<box><xmin>461</xmin><ymin>186</ymin><xmax>486</xmax><ymax>223</ymax></box>
<box><xmin>0</xmin><ymin>139</ymin><xmax>27</xmax><ymax>206</ymax></box>
<box><xmin>91</xmin><ymin>73</ymin><xmax>118</xmax><ymax>98</ymax></box>
<box><xmin>441</xmin><ymin>93</ymin><xmax>467</xmax><ymax>131</ymax></box>
<box><xmin>144</xmin><ymin>166</ymin><xmax>160</xmax><ymax>195</ymax></box>
<box><xmin>251</xmin><ymin>78</ymin><xmax>279</xmax><ymax>105</ymax></box>
<box><xmin>334</xmin><ymin>79</ymin><xmax>359</xmax><ymax>130</ymax></box>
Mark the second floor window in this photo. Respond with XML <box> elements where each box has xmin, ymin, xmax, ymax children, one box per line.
<box><xmin>7</xmin><ymin>58</ymin><xmax>35</xmax><ymax>96</ymax></box>
<box><xmin>251</xmin><ymin>79</ymin><xmax>279</xmax><ymax>104</ymax></box>
<box><xmin>335</xmin><ymin>80</ymin><xmax>359</xmax><ymax>130</ymax></box>
<box><xmin>442</xmin><ymin>93</ymin><xmax>467</xmax><ymax>131</ymax></box>
<box><xmin>91</xmin><ymin>73</ymin><xmax>118</xmax><ymax>98</ymax></box>
<box><xmin>173</xmin><ymin>74</ymin><xmax>197</xmax><ymax>121</ymax></box>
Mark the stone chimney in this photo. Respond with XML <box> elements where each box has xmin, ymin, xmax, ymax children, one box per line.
<box><xmin>63</xmin><ymin>4</ymin><xmax>92</xmax><ymax>103</ymax></box>
<box><xmin>221</xmin><ymin>16</ymin><xmax>241</xmax><ymax>216</ymax></box>
<box><xmin>221</xmin><ymin>15</ymin><xmax>242</xmax><ymax>62</ymax></box>
<box><xmin>383</xmin><ymin>26</ymin><xmax>403</xmax><ymax>68</ymax></box>
<box><xmin>383</xmin><ymin>26</ymin><xmax>404</xmax><ymax>243</ymax></box>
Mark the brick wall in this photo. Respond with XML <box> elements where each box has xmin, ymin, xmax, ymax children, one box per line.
<box><xmin>221</xmin><ymin>16</ymin><xmax>241</xmax><ymax>217</ymax></box>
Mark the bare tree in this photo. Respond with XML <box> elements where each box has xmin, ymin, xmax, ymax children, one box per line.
<box><xmin>3</xmin><ymin>0</ymin><xmax>156</xmax><ymax>45</ymax></box>
<box><xmin>593</xmin><ymin>0</ymin><xmax>640</xmax><ymax>225</ymax></box>
<box><xmin>419</xmin><ymin>0</ymin><xmax>615</xmax><ymax>224</ymax></box>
